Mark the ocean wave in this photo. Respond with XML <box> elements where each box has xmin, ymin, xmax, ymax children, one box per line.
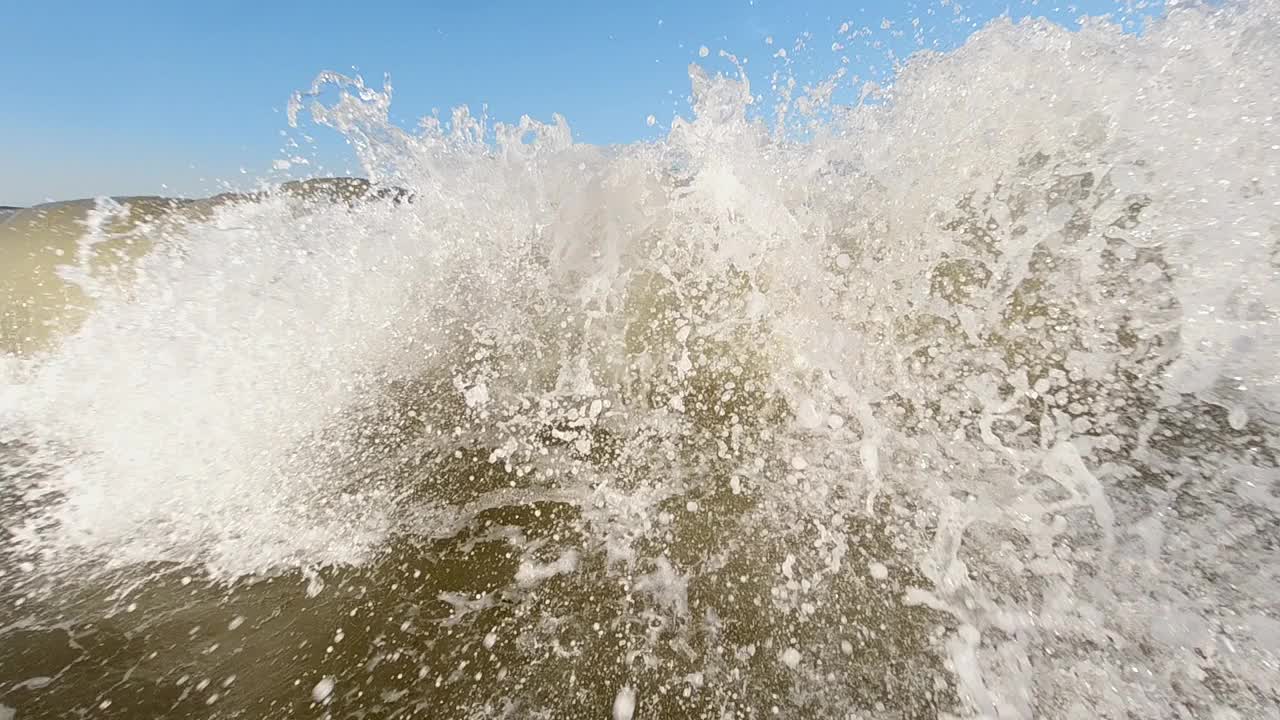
<box><xmin>2</xmin><ymin>2</ymin><xmax>1278</xmax><ymax>718</ymax></box>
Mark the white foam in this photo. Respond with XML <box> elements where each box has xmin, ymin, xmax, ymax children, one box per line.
<box><xmin>515</xmin><ymin>550</ymin><xmax>580</xmax><ymax>586</ymax></box>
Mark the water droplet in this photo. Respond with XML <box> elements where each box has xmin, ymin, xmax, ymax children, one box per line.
<box><xmin>612</xmin><ymin>685</ymin><xmax>637</xmax><ymax>720</ymax></box>
<box><xmin>312</xmin><ymin>677</ymin><xmax>334</xmax><ymax>704</ymax></box>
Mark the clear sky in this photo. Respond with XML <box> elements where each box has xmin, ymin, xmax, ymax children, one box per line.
<box><xmin>0</xmin><ymin>1</ymin><xmax>1160</xmax><ymax>206</ymax></box>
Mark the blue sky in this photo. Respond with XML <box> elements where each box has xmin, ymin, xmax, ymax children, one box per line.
<box><xmin>0</xmin><ymin>1</ymin><xmax>1160</xmax><ymax>206</ymax></box>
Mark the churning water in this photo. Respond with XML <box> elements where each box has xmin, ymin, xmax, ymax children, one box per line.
<box><xmin>1</xmin><ymin>3</ymin><xmax>1279</xmax><ymax>718</ymax></box>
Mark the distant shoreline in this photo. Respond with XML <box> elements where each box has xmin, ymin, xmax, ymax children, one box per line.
<box><xmin>0</xmin><ymin>178</ymin><xmax>407</xmax><ymax>213</ymax></box>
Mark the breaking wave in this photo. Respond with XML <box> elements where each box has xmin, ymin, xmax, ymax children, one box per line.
<box><xmin>2</xmin><ymin>3</ymin><xmax>1278</xmax><ymax>718</ymax></box>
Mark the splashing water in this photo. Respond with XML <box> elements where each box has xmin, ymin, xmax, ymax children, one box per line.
<box><xmin>2</xmin><ymin>3</ymin><xmax>1279</xmax><ymax>718</ymax></box>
